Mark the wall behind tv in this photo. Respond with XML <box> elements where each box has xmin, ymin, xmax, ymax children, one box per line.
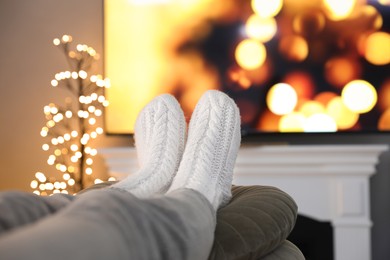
<box><xmin>0</xmin><ymin>1</ymin><xmax>389</xmax><ymax>259</ymax></box>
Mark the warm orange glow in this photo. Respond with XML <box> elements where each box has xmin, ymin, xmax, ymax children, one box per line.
<box><xmin>360</xmin><ymin>5</ymin><xmax>383</xmax><ymax>31</ymax></box>
<box><xmin>326</xmin><ymin>96</ymin><xmax>359</xmax><ymax>130</ymax></box>
<box><xmin>245</xmin><ymin>15</ymin><xmax>277</xmax><ymax>42</ymax></box>
<box><xmin>314</xmin><ymin>92</ymin><xmax>338</xmax><ymax>107</ymax></box>
<box><xmin>323</xmin><ymin>0</ymin><xmax>356</xmax><ymax>20</ymax></box>
<box><xmin>104</xmin><ymin>0</ymin><xmax>225</xmax><ymax>133</ymax></box>
<box><xmin>266</xmin><ymin>83</ymin><xmax>298</xmax><ymax>115</ymax></box>
<box><xmin>378</xmin><ymin>79</ymin><xmax>390</xmax><ymax>111</ymax></box>
<box><xmin>283</xmin><ymin>71</ymin><xmax>315</xmax><ymax>100</ymax></box>
<box><xmin>257</xmin><ymin>109</ymin><xmax>281</xmax><ymax>132</ymax></box>
<box><xmin>342</xmin><ymin>80</ymin><xmax>377</xmax><ymax>113</ymax></box>
<box><xmin>279</xmin><ymin>35</ymin><xmax>308</xmax><ymax>62</ymax></box>
<box><xmin>279</xmin><ymin>112</ymin><xmax>305</xmax><ymax>132</ymax></box>
<box><xmin>325</xmin><ymin>57</ymin><xmax>361</xmax><ymax>88</ymax></box>
<box><xmin>251</xmin><ymin>0</ymin><xmax>283</xmax><ymax>18</ymax></box>
<box><xmin>364</xmin><ymin>32</ymin><xmax>390</xmax><ymax>65</ymax></box>
<box><xmin>235</xmin><ymin>39</ymin><xmax>267</xmax><ymax>70</ymax></box>
<box><xmin>379</xmin><ymin>108</ymin><xmax>390</xmax><ymax>130</ymax></box>
<box><xmin>293</xmin><ymin>10</ymin><xmax>326</xmax><ymax>37</ymax></box>
<box><xmin>299</xmin><ymin>101</ymin><xmax>325</xmax><ymax>117</ymax></box>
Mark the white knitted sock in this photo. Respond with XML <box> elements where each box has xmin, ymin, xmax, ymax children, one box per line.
<box><xmin>168</xmin><ymin>90</ymin><xmax>241</xmax><ymax>211</ymax></box>
<box><xmin>111</xmin><ymin>94</ymin><xmax>186</xmax><ymax>198</ymax></box>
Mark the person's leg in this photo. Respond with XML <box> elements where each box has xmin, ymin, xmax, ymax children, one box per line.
<box><xmin>0</xmin><ymin>191</ymin><xmax>74</xmax><ymax>235</ymax></box>
<box><xmin>0</xmin><ymin>188</ymin><xmax>215</xmax><ymax>260</ymax></box>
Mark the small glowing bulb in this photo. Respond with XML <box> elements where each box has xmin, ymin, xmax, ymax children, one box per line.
<box><xmin>108</xmin><ymin>177</ymin><xmax>116</xmax><ymax>181</ymax></box>
<box><xmin>62</xmin><ymin>35</ymin><xmax>72</xmax><ymax>43</ymax></box>
<box><xmin>65</xmin><ymin>111</ymin><xmax>73</xmax><ymax>118</ymax></box>
<box><xmin>45</xmin><ymin>183</ymin><xmax>54</xmax><ymax>190</ymax></box>
<box><xmin>86</xmin><ymin>168</ymin><xmax>93</xmax><ymax>175</ymax></box>
<box><xmin>63</xmin><ymin>173</ymin><xmax>71</xmax><ymax>180</ymax></box>
<box><xmin>71</xmin><ymin>71</ymin><xmax>78</xmax><ymax>79</ymax></box>
<box><xmin>89</xmin><ymin>118</ymin><xmax>96</xmax><ymax>125</ymax></box>
<box><xmin>51</xmin><ymin>80</ymin><xmax>58</xmax><ymax>87</ymax></box>
<box><xmin>68</xmin><ymin>178</ymin><xmax>75</xmax><ymax>186</ymax></box>
<box><xmin>64</xmin><ymin>133</ymin><xmax>71</xmax><ymax>141</ymax></box>
<box><xmin>34</xmin><ymin>175</ymin><xmax>44</xmax><ymax>185</ymax></box>
<box><xmin>42</xmin><ymin>144</ymin><xmax>50</xmax><ymax>151</ymax></box>
<box><xmin>30</xmin><ymin>180</ymin><xmax>38</xmax><ymax>189</ymax></box>
<box><xmin>70</xmin><ymin>144</ymin><xmax>78</xmax><ymax>151</ymax></box>
<box><xmin>94</xmin><ymin>109</ymin><xmax>102</xmax><ymax>117</ymax></box>
<box><xmin>94</xmin><ymin>179</ymin><xmax>103</xmax><ymax>184</ymax></box>
<box><xmin>53</xmin><ymin>38</ymin><xmax>61</xmax><ymax>46</ymax></box>
<box><xmin>96</xmin><ymin>127</ymin><xmax>103</xmax><ymax>134</ymax></box>
<box><xmin>90</xmin><ymin>132</ymin><xmax>98</xmax><ymax>139</ymax></box>
<box><xmin>86</xmin><ymin>158</ymin><xmax>93</xmax><ymax>165</ymax></box>
<box><xmin>71</xmin><ymin>131</ymin><xmax>78</xmax><ymax>137</ymax></box>
<box><xmin>79</xmin><ymin>70</ymin><xmax>87</xmax><ymax>79</ymax></box>
<box><xmin>57</xmin><ymin>136</ymin><xmax>65</xmax><ymax>144</ymax></box>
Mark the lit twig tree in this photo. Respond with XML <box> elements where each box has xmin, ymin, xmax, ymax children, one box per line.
<box><xmin>31</xmin><ymin>35</ymin><xmax>111</xmax><ymax>195</ymax></box>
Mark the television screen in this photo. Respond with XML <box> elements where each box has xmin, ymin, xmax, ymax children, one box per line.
<box><xmin>104</xmin><ymin>0</ymin><xmax>390</xmax><ymax>135</ymax></box>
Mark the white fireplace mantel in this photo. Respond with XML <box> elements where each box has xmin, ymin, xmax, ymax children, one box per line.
<box><xmin>99</xmin><ymin>144</ymin><xmax>388</xmax><ymax>260</ymax></box>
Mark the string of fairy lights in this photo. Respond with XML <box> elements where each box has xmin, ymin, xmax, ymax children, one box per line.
<box><xmin>31</xmin><ymin>35</ymin><xmax>114</xmax><ymax>196</ymax></box>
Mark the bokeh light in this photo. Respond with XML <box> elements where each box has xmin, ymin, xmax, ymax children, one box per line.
<box><xmin>251</xmin><ymin>0</ymin><xmax>283</xmax><ymax>19</ymax></box>
<box><xmin>326</xmin><ymin>96</ymin><xmax>359</xmax><ymax>130</ymax></box>
<box><xmin>323</xmin><ymin>0</ymin><xmax>356</xmax><ymax>21</ymax></box>
<box><xmin>314</xmin><ymin>92</ymin><xmax>338</xmax><ymax>107</ymax></box>
<box><xmin>342</xmin><ymin>80</ymin><xmax>377</xmax><ymax>113</ymax></box>
<box><xmin>304</xmin><ymin>113</ymin><xmax>337</xmax><ymax>132</ymax></box>
<box><xmin>267</xmin><ymin>83</ymin><xmax>298</xmax><ymax>115</ymax></box>
<box><xmin>378</xmin><ymin>79</ymin><xmax>390</xmax><ymax>111</ymax></box>
<box><xmin>279</xmin><ymin>112</ymin><xmax>305</xmax><ymax>132</ymax></box>
<box><xmin>379</xmin><ymin>0</ymin><xmax>390</xmax><ymax>5</ymax></box>
<box><xmin>235</xmin><ymin>39</ymin><xmax>267</xmax><ymax>70</ymax></box>
<box><xmin>245</xmin><ymin>15</ymin><xmax>277</xmax><ymax>42</ymax></box>
<box><xmin>364</xmin><ymin>32</ymin><xmax>390</xmax><ymax>65</ymax></box>
<box><xmin>257</xmin><ymin>109</ymin><xmax>281</xmax><ymax>132</ymax></box>
<box><xmin>279</xmin><ymin>35</ymin><xmax>308</xmax><ymax>62</ymax></box>
<box><xmin>293</xmin><ymin>10</ymin><xmax>326</xmax><ymax>37</ymax></box>
<box><xmin>324</xmin><ymin>56</ymin><xmax>361</xmax><ymax>88</ymax></box>
<box><xmin>299</xmin><ymin>101</ymin><xmax>325</xmax><ymax>117</ymax></box>
<box><xmin>379</xmin><ymin>108</ymin><xmax>390</xmax><ymax>130</ymax></box>
<box><xmin>360</xmin><ymin>5</ymin><xmax>383</xmax><ymax>31</ymax></box>
<box><xmin>283</xmin><ymin>71</ymin><xmax>315</xmax><ymax>100</ymax></box>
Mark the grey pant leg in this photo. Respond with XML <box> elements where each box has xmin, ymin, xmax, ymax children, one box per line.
<box><xmin>0</xmin><ymin>191</ymin><xmax>74</xmax><ymax>234</ymax></box>
<box><xmin>0</xmin><ymin>188</ymin><xmax>216</xmax><ymax>260</ymax></box>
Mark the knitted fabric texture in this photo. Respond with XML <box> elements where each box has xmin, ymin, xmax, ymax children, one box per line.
<box><xmin>111</xmin><ymin>94</ymin><xmax>186</xmax><ymax>198</ymax></box>
<box><xmin>168</xmin><ymin>90</ymin><xmax>241</xmax><ymax>210</ymax></box>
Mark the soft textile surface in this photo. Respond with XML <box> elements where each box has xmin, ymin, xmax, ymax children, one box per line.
<box><xmin>80</xmin><ymin>183</ymin><xmax>299</xmax><ymax>260</ymax></box>
<box><xmin>261</xmin><ymin>241</ymin><xmax>305</xmax><ymax>260</ymax></box>
<box><xmin>208</xmin><ymin>185</ymin><xmax>298</xmax><ymax>260</ymax></box>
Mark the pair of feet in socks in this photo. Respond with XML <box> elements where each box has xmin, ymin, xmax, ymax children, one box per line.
<box><xmin>111</xmin><ymin>90</ymin><xmax>241</xmax><ymax>211</ymax></box>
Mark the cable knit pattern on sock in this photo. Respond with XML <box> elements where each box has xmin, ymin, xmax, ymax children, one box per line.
<box><xmin>168</xmin><ymin>90</ymin><xmax>241</xmax><ymax>211</ymax></box>
<box><xmin>111</xmin><ymin>94</ymin><xmax>186</xmax><ymax>198</ymax></box>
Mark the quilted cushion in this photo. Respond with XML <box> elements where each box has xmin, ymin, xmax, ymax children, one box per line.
<box><xmin>208</xmin><ymin>185</ymin><xmax>298</xmax><ymax>260</ymax></box>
